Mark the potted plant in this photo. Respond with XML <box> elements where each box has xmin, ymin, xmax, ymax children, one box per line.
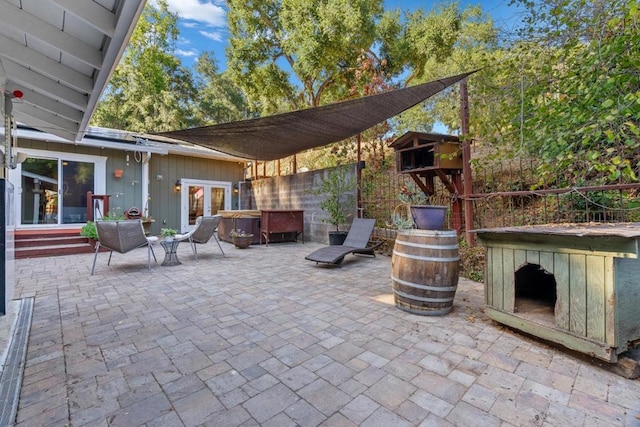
<box><xmin>398</xmin><ymin>181</ymin><xmax>447</xmax><ymax>230</ymax></box>
<box><xmin>229</xmin><ymin>229</ymin><xmax>253</xmax><ymax>249</ymax></box>
<box><xmin>160</xmin><ymin>228</ymin><xmax>177</xmax><ymax>241</ymax></box>
<box><xmin>80</xmin><ymin>221</ymin><xmax>99</xmax><ymax>249</ymax></box>
<box><xmin>313</xmin><ymin>167</ymin><xmax>356</xmax><ymax>245</ymax></box>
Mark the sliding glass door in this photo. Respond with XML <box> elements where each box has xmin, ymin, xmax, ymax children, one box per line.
<box><xmin>11</xmin><ymin>149</ymin><xmax>106</xmax><ymax>227</ymax></box>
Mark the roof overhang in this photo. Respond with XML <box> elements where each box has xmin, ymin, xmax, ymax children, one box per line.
<box><xmin>1</xmin><ymin>125</ymin><xmax>249</xmax><ymax>162</ymax></box>
<box><xmin>158</xmin><ymin>71</ymin><xmax>475</xmax><ymax>161</ymax></box>
<box><xmin>0</xmin><ymin>0</ymin><xmax>146</xmax><ymax>142</ymax></box>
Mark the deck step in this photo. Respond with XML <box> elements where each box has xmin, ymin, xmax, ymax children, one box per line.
<box><xmin>15</xmin><ymin>235</ymin><xmax>88</xmax><ymax>248</ymax></box>
<box><xmin>14</xmin><ymin>230</ymin><xmax>96</xmax><ymax>259</ymax></box>
<box><xmin>15</xmin><ymin>243</ymin><xmax>96</xmax><ymax>259</ymax></box>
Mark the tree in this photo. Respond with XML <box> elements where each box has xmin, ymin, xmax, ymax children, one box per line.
<box><xmin>92</xmin><ymin>0</ymin><xmax>197</xmax><ymax>132</ymax></box>
<box><xmin>513</xmin><ymin>0</ymin><xmax>640</xmax><ymax>185</ymax></box>
<box><xmin>226</xmin><ymin>0</ymin><xmax>384</xmax><ymax>114</ymax></box>
<box><xmin>193</xmin><ymin>52</ymin><xmax>249</xmax><ymax>124</ymax></box>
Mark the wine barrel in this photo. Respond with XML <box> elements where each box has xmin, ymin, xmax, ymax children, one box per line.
<box><xmin>391</xmin><ymin>229</ymin><xmax>460</xmax><ymax>316</ymax></box>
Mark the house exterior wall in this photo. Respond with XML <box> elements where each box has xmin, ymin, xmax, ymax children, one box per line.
<box><xmin>14</xmin><ymin>138</ymin><xmax>245</xmax><ymax>235</ymax></box>
<box><xmin>242</xmin><ymin>164</ymin><xmax>358</xmax><ymax>244</ymax></box>
<box><xmin>147</xmin><ymin>154</ymin><xmax>244</xmax><ymax>234</ymax></box>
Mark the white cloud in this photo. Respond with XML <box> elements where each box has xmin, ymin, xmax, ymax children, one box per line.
<box><xmin>176</xmin><ymin>48</ymin><xmax>199</xmax><ymax>57</ymax></box>
<box><xmin>165</xmin><ymin>0</ymin><xmax>226</xmax><ymax>28</ymax></box>
<box><xmin>199</xmin><ymin>30</ymin><xmax>223</xmax><ymax>42</ymax></box>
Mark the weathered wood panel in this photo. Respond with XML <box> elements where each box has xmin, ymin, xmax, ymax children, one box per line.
<box><xmin>569</xmin><ymin>254</ymin><xmax>587</xmax><ymax>336</ymax></box>
<box><xmin>585</xmin><ymin>255</ymin><xmax>605</xmax><ymax>342</ymax></box>
<box><xmin>526</xmin><ymin>250</ymin><xmax>540</xmax><ymax>265</ymax></box>
<box><xmin>502</xmin><ymin>248</ymin><xmax>515</xmax><ymax>312</ymax></box>
<box><xmin>485</xmin><ymin>247</ymin><xmax>492</xmax><ymax>306</ymax></box>
<box><xmin>554</xmin><ymin>252</ymin><xmax>570</xmax><ymax>330</ymax></box>
<box><xmin>604</xmin><ymin>257</ymin><xmax>615</xmax><ymax>346</ymax></box>
<box><xmin>485</xmin><ymin>307</ymin><xmax>616</xmax><ymax>362</ymax></box>
<box><xmin>614</xmin><ymin>258</ymin><xmax>640</xmax><ymax>349</ymax></box>
<box><xmin>478</xmin><ymin>225</ymin><xmax>640</xmax><ymax>361</ymax></box>
<box><xmin>491</xmin><ymin>247</ymin><xmax>504</xmax><ymax>309</ymax></box>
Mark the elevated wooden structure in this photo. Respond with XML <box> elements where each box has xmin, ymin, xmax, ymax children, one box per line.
<box><xmin>390</xmin><ymin>132</ymin><xmax>464</xmax><ymax>232</ymax></box>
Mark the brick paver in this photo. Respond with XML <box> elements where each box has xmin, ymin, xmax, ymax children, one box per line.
<box><xmin>7</xmin><ymin>240</ymin><xmax>640</xmax><ymax>426</ymax></box>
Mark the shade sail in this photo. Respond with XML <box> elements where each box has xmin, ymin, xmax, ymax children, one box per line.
<box><xmin>158</xmin><ymin>71</ymin><xmax>474</xmax><ymax>161</ymax></box>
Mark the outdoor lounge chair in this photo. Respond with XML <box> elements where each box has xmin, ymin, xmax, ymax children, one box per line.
<box><xmin>91</xmin><ymin>219</ymin><xmax>158</xmax><ymax>275</ymax></box>
<box><xmin>176</xmin><ymin>215</ymin><xmax>225</xmax><ymax>260</ymax></box>
<box><xmin>305</xmin><ymin>218</ymin><xmax>379</xmax><ymax>266</ymax></box>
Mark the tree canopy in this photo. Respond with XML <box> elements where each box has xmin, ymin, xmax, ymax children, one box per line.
<box><xmin>91</xmin><ymin>0</ymin><xmax>639</xmax><ymax>188</ymax></box>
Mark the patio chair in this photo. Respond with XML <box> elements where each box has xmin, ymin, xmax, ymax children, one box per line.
<box><xmin>91</xmin><ymin>219</ymin><xmax>158</xmax><ymax>275</ymax></box>
<box><xmin>305</xmin><ymin>218</ymin><xmax>380</xmax><ymax>266</ymax></box>
<box><xmin>175</xmin><ymin>215</ymin><xmax>225</xmax><ymax>260</ymax></box>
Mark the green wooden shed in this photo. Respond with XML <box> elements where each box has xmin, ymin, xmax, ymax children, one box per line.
<box><xmin>476</xmin><ymin>224</ymin><xmax>640</xmax><ymax>362</ymax></box>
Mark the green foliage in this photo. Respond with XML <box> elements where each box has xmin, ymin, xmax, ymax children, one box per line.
<box><xmin>227</xmin><ymin>0</ymin><xmax>384</xmax><ymax>114</ymax></box>
<box><xmin>92</xmin><ymin>0</ymin><xmax>196</xmax><ymax>132</ymax></box>
<box><xmin>313</xmin><ymin>167</ymin><xmax>356</xmax><ymax>231</ymax></box>
<box><xmin>458</xmin><ymin>236</ymin><xmax>484</xmax><ymax>282</ymax></box>
<box><xmin>80</xmin><ymin>222</ymin><xmax>98</xmax><ymax>239</ymax></box>
<box><xmin>92</xmin><ymin>1</ymin><xmax>249</xmax><ymax>131</ymax></box>
<box><xmin>391</xmin><ymin>211</ymin><xmax>415</xmax><ymax>230</ymax></box>
<box><xmin>160</xmin><ymin>228</ymin><xmax>178</xmax><ymax>237</ymax></box>
<box><xmin>193</xmin><ymin>52</ymin><xmax>249</xmax><ymax>124</ymax></box>
<box><xmin>496</xmin><ymin>0</ymin><xmax>639</xmax><ymax>187</ymax></box>
<box><xmin>397</xmin><ymin>180</ymin><xmax>427</xmax><ymax>205</ymax></box>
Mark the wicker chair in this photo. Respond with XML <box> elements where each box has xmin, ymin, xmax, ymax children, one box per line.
<box><xmin>91</xmin><ymin>219</ymin><xmax>158</xmax><ymax>275</ymax></box>
<box><xmin>175</xmin><ymin>215</ymin><xmax>225</xmax><ymax>260</ymax></box>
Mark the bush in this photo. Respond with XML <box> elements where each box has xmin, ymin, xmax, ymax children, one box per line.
<box><xmin>80</xmin><ymin>221</ymin><xmax>98</xmax><ymax>239</ymax></box>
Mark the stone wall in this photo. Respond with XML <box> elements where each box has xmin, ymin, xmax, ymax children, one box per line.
<box><xmin>238</xmin><ymin>164</ymin><xmax>358</xmax><ymax>244</ymax></box>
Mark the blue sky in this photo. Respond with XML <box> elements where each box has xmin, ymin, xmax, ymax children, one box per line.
<box><xmin>163</xmin><ymin>0</ymin><xmax>523</xmax><ymax>71</ymax></box>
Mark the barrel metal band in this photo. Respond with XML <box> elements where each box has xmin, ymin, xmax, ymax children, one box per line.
<box><xmin>392</xmin><ymin>250</ymin><xmax>460</xmax><ymax>262</ymax></box>
<box><xmin>396</xmin><ymin>304</ymin><xmax>452</xmax><ymax>316</ymax></box>
<box><xmin>396</xmin><ymin>240</ymin><xmax>459</xmax><ymax>250</ymax></box>
<box><xmin>393</xmin><ymin>289</ymin><xmax>454</xmax><ymax>303</ymax></box>
<box><xmin>391</xmin><ymin>275</ymin><xmax>458</xmax><ymax>292</ymax></box>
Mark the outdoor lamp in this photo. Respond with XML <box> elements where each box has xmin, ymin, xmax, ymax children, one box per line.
<box><xmin>174</xmin><ymin>180</ymin><xmax>181</xmax><ymax>192</ymax></box>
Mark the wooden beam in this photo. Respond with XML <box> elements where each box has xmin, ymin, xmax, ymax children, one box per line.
<box><xmin>409</xmin><ymin>172</ymin><xmax>433</xmax><ymax>195</ymax></box>
<box><xmin>434</xmin><ymin>169</ymin><xmax>456</xmax><ymax>194</ymax></box>
<box><xmin>52</xmin><ymin>0</ymin><xmax>116</xmax><ymax>37</ymax></box>
<box><xmin>3</xmin><ymin>58</ymin><xmax>88</xmax><ymax>110</ymax></box>
<box><xmin>0</xmin><ymin>1</ymin><xmax>102</xmax><ymax>68</ymax></box>
<box><xmin>0</xmin><ymin>34</ymin><xmax>93</xmax><ymax>93</ymax></box>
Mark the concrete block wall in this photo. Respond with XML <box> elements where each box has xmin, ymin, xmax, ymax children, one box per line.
<box><xmin>238</xmin><ymin>164</ymin><xmax>358</xmax><ymax>244</ymax></box>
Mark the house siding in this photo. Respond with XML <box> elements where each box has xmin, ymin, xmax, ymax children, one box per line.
<box><xmin>15</xmin><ymin>138</ymin><xmax>244</xmax><ymax>234</ymax></box>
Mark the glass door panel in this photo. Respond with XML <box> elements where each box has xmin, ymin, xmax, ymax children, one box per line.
<box><xmin>21</xmin><ymin>158</ymin><xmax>58</xmax><ymax>224</ymax></box>
<box><xmin>181</xmin><ymin>180</ymin><xmax>231</xmax><ymax>230</ymax></box>
<box><xmin>61</xmin><ymin>160</ymin><xmax>95</xmax><ymax>224</ymax></box>
<box><xmin>188</xmin><ymin>185</ymin><xmax>205</xmax><ymax>225</ymax></box>
<box><xmin>210</xmin><ymin>187</ymin><xmax>225</xmax><ymax>215</ymax></box>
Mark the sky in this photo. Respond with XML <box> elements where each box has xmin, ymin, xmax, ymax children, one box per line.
<box><xmin>162</xmin><ymin>0</ymin><xmax>524</xmax><ymax>71</ymax></box>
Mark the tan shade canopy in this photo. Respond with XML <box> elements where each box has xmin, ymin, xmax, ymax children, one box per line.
<box><xmin>158</xmin><ymin>71</ymin><xmax>474</xmax><ymax>161</ymax></box>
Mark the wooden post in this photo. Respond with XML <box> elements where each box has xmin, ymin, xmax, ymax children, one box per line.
<box><xmin>460</xmin><ymin>79</ymin><xmax>475</xmax><ymax>245</ymax></box>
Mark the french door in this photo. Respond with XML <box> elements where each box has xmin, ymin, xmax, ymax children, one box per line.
<box><xmin>10</xmin><ymin>149</ymin><xmax>106</xmax><ymax>226</ymax></box>
<box><xmin>179</xmin><ymin>179</ymin><xmax>232</xmax><ymax>232</ymax></box>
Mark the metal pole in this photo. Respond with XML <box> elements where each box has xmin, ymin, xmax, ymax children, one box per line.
<box><xmin>460</xmin><ymin>79</ymin><xmax>475</xmax><ymax>245</ymax></box>
<box><xmin>356</xmin><ymin>133</ymin><xmax>362</xmax><ymax>218</ymax></box>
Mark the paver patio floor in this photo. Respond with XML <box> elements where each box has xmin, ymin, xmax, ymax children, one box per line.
<box><xmin>8</xmin><ymin>240</ymin><xmax>640</xmax><ymax>426</ymax></box>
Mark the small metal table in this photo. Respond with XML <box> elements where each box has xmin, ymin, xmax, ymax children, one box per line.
<box><xmin>159</xmin><ymin>240</ymin><xmax>181</xmax><ymax>266</ymax></box>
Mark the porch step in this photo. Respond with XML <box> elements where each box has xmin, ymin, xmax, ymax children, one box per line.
<box><xmin>14</xmin><ymin>231</ymin><xmax>95</xmax><ymax>259</ymax></box>
<box><xmin>15</xmin><ymin>242</ymin><xmax>96</xmax><ymax>259</ymax></box>
<box><xmin>16</xmin><ymin>235</ymin><xmax>88</xmax><ymax>248</ymax></box>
